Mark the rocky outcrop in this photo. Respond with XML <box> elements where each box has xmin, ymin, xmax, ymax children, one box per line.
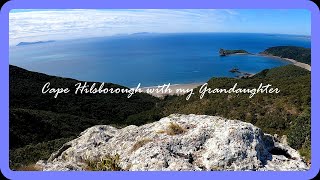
<box><xmin>219</xmin><ymin>48</ymin><xmax>227</xmax><ymax>56</ymax></box>
<box><xmin>37</xmin><ymin>114</ymin><xmax>308</xmax><ymax>171</ymax></box>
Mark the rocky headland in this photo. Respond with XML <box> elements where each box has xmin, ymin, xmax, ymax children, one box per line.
<box><xmin>219</xmin><ymin>49</ymin><xmax>250</xmax><ymax>56</ymax></box>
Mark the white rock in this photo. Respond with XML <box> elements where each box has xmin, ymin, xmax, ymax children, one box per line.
<box><xmin>37</xmin><ymin>114</ymin><xmax>308</xmax><ymax>171</ymax></box>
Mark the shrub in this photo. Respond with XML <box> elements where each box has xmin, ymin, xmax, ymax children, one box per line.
<box><xmin>299</xmin><ymin>146</ymin><xmax>311</xmax><ymax>163</ymax></box>
<box><xmin>85</xmin><ymin>154</ymin><xmax>122</xmax><ymax>171</ymax></box>
<box><xmin>288</xmin><ymin>108</ymin><xmax>311</xmax><ymax>162</ymax></box>
<box><xmin>288</xmin><ymin>108</ymin><xmax>310</xmax><ymax>150</ymax></box>
<box><xmin>10</xmin><ymin>137</ymin><xmax>74</xmax><ymax>170</ymax></box>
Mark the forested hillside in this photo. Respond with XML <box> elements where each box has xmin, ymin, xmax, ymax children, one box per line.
<box><xmin>260</xmin><ymin>46</ymin><xmax>311</xmax><ymax>65</ymax></box>
<box><xmin>9</xmin><ymin>64</ymin><xmax>311</xmax><ymax>169</ymax></box>
<box><xmin>160</xmin><ymin>65</ymin><xmax>310</xmax><ymax>161</ymax></box>
<box><xmin>9</xmin><ymin>65</ymin><xmax>159</xmax><ymax>169</ymax></box>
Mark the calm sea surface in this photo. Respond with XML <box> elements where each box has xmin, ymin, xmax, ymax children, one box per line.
<box><xmin>9</xmin><ymin>33</ymin><xmax>311</xmax><ymax>87</ymax></box>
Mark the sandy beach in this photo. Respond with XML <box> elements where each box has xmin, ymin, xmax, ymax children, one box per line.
<box><xmin>234</xmin><ymin>53</ymin><xmax>249</xmax><ymax>55</ymax></box>
<box><xmin>259</xmin><ymin>54</ymin><xmax>311</xmax><ymax>71</ymax></box>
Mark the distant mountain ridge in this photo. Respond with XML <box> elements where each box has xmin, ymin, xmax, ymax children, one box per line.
<box><xmin>130</xmin><ymin>32</ymin><xmax>153</xmax><ymax>35</ymax></box>
<box><xmin>17</xmin><ymin>40</ymin><xmax>55</xmax><ymax>46</ymax></box>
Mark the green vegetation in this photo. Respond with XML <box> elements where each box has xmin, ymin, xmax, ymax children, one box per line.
<box><xmin>288</xmin><ymin>108</ymin><xmax>311</xmax><ymax>154</ymax></box>
<box><xmin>260</xmin><ymin>46</ymin><xmax>311</xmax><ymax>65</ymax></box>
<box><xmin>85</xmin><ymin>154</ymin><xmax>122</xmax><ymax>171</ymax></box>
<box><xmin>10</xmin><ymin>137</ymin><xmax>74</xmax><ymax>170</ymax></box>
<box><xmin>160</xmin><ymin>65</ymin><xmax>311</xmax><ymax>160</ymax></box>
<box><xmin>10</xmin><ymin>109</ymin><xmax>99</xmax><ymax>150</ymax></box>
<box><xmin>9</xmin><ymin>65</ymin><xmax>159</xmax><ymax>169</ymax></box>
<box><xmin>299</xmin><ymin>146</ymin><xmax>311</xmax><ymax>164</ymax></box>
<box><xmin>10</xmin><ymin>63</ymin><xmax>311</xmax><ymax>169</ymax></box>
<box><xmin>10</xmin><ymin>65</ymin><xmax>159</xmax><ymax>124</ymax></box>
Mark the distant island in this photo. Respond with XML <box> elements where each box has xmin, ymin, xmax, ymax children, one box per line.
<box><xmin>130</xmin><ymin>32</ymin><xmax>153</xmax><ymax>36</ymax></box>
<box><xmin>219</xmin><ymin>48</ymin><xmax>250</xmax><ymax>56</ymax></box>
<box><xmin>17</xmin><ymin>40</ymin><xmax>55</xmax><ymax>46</ymax></box>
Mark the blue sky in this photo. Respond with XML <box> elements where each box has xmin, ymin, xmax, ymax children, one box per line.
<box><xmin>9</xmin><ymin>9</ymin><xmax>311</xmax><ymax>45</ymax></box>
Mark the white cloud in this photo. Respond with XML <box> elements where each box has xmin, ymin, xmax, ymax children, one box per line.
<box><xmin>9</xmin><ymin>9</ymin><xmax>238</xmax><ymax>45</ymax></box>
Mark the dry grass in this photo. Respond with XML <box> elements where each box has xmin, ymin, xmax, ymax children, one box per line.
<box><xmin>156</xmin><ymin>130</ymin><xmax>166</xmax><ymax>134</ymax></box>
<box><xmin>157</xmin><ymin>122</ymin><xmax>186</xmax><ymax>135</ymax></box>
<box><xmin>124</xmin><ymin>163</ymin><xmax>132</xmax><ymax>171</ymax></box>
<box><xmin>167</xmin><ymin>122</ymin><xmax>186</xmax><ymax>135</ymax></box>
<box><xmin>16</xmin><ymin>164</ymin><xmax>42</xmax><ymax>171</ymax></box>
<box><xmin>130</xmin><ymin>138</ymin><xmax>153</xmax><ymax>153</ymax></box>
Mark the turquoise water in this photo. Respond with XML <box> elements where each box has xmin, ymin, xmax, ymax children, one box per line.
<box><xmin>9</xmin><ymin>33</ymin><xmax>311</xmax><ymax>87</ymax></box>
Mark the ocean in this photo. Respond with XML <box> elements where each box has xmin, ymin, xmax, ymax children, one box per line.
<box><xmin>9</xmin><ymin>33</ymin><xmax>311</xmax><ymax>87</ymax></box>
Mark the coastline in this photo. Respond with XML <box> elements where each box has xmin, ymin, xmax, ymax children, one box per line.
<box><xmin>140</xmin><ymin>52</ymin><xmax>312</xmax><ymax>98</ymax></box>
<box><xmin>229</xmin><ymin>52</ymin><xmax>311</xmax><ymax>71</ymax></box>
<box><xmin>135</xmin><ymin>50</ymin><xmax>311</xmax><ymax>98</ymax></box>
<box><xmin>233</xmin><ymin>53</ymin><xmax>249</xmax><ymax>55</ymax></box>
<box><xmin>259</xmin><ymin>54</ymin><xmax>311</xmax><ymax>71</ymax></box>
